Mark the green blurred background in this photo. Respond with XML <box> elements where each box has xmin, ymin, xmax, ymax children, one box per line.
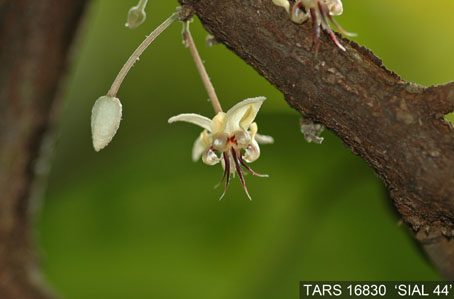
<box><xmin>37</xmin><ymin>1</ymin><xmax>454</xmax><ymax>298</ymax></box>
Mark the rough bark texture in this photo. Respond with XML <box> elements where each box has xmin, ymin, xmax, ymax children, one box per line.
<box><xmin>0</xmin><ymin>0</ymin><xmax>453</xmax><ymax>297</ymax></box>
<box><xmin>0</xmin><ymin>0</ymin><xmax>89</xmax><ymax>298</ymax></box>
<box><xmin>178</xmin><ymin>0</ymin><xmax>454</xmax><ymax>279</ymax></box>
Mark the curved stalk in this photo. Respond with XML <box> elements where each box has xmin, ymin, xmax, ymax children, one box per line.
<box><xmin>182</xmin><ymin>21</ymin><xmax>223</xmax><ymax>113</ymax></box>
<box><xmin>107</xmin><ymin>12</ymin><xmax>179</xmax><ymax>97</ymax></box>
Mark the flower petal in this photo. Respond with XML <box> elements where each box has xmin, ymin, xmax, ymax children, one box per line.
<box><xmin>211</xmin><ymin>112</ymin><xmax>227</xmax><ymax>134</ymax></box>
<box><xmin>243</xmin><ymin>139</ymin><xmax>260</xmax><ymax>163</ymax></box>
<box><xmin>272</xmin><ymin>0</ymin><xmax>290</xmax><ymax>13</ymax></box>
<box><xmin>249</xmin><ymin>122</ymin><xmax>274</xmax><ymax>144</ymax></box>
<box><xmin>192</xmin><ymin>130</ymin><xmax>211</xmax><ymax>161</ymax></box>
<box><xmin>168</xmin><ymin>113</ymin><xmax>212</xmax><ymax>131</ymax></box>
<box><xmin>327</xmin><ymin>0</ymin><xmax>343</xmax><ymax>16</ymax></box>
<box><xmin>249</xmin><ymin>122</ymin><xmax>258</xmax><ymax>140</ymax></box>
<box><xmin>202</xmin><ymin>148</ymin><xmax>221</xmax><ymax>165</ymax></box>
<box><xmin>225</xmin><ymin>97</ymin><xmax>266</xmax><ymax>134</ymax></box>
<box><xmin>255</xmin><ymin>133</ymin><xmax>274</xmax><ymax>144</ymax></box>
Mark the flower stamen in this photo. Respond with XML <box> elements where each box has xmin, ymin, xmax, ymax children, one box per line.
<box><xmin>239</xmin><ymin>154</ymin><xmax>269</xmax><ymax>178</ymax></box>
<box><xmin>220</xmin><ymin>152</ymin><xmax>231</xmax><ymax>200</ymax></box>
<box><xmin>322</xmin><ymin>5</ymin><xmax>356</xmax><ymax>37</ymax></box>
<box><xmin>317</xmin><ymin>2</ymin><xmax>345</xmax><ymax>51</ymax></box>
<box><xmin>231</xmin><ymin>148</ymin><xmax>252</xmax><ymax>200</ymax></box>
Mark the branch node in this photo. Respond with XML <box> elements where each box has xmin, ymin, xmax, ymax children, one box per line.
<box><xmin>177</xmin><ymin>5</ymin><xmax>195</xmax><ymax>22</ymax></box>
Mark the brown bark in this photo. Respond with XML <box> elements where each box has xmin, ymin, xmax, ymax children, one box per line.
<box><xmin>0</xmin><ymin>0</ymin><xmax>452</xmax><ymax>297</ymax></box>
<box><xmin>0</xmin><ymin>0</ymin><xmax>89</xmax><ymax>298</ymax></box>
<box><xmin>178</xmin><ymin>0</ymin><xmax>454</xmax><ymax>279</ymax></box>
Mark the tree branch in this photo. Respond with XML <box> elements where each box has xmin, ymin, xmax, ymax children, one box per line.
<box><xmin>178</xmin><ymin>0</ymin><xmax>454</xmax><ymax>279</ymax></box>
<box><xmin>0</xmin><ymin>0</ymin><xmax>89</xmax><ymax>298</ymax></box>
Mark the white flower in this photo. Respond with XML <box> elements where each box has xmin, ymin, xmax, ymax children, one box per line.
<box><xmin>91</xmin><ymin>96</ymin><xmax>123</xmax><ymax>152</ymax></box>
<box><xmin>273</xmin><ymin>0</ymin><xmax>355</xmax><ymax>51</ymax></box>
<box><xmin>169</xmin><ymin>97</ymin><xmax>274</xmax><ymax>200</ymax></box>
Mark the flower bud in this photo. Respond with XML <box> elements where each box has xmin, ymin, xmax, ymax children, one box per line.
<box><xmin>126</xmin><ymin>5</ymin><xmax>147</xmax><ymax>29</ymax></box>
<box><xmin>91</xmin><ymin>96</ymin><xmax>122</xmax><ymax>152</ymax></box>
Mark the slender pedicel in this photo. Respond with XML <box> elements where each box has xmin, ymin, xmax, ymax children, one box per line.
<box><xmin>137</xmin><ymin>0</ymin><xmax>148</xmax><ymax>9</ymax></box>
<box><xmin>182</xmin><ymin>21</ymin><xmax>223</xmax><ymax>114</ymax></box>
<box><xmin>108</xmin><ymin>12</ymin><xmax>179</xmax><ymax>98</ymax></box>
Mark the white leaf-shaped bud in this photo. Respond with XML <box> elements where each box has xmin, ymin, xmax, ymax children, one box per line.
<box><xmin>91</xmin><ymin>96</ymin><xmax>122</xmax><ymax>152</ymax></box>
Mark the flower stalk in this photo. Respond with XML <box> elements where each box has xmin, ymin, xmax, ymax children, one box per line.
<box><xmin>182</xmin><ymin>21</ymin><xmax>223</xmax><ymax>114</ymax></box>
<box><xmin>92</xmin><ymin>12</ymin><xmax>179</xmax><ymax>152</ymax></box>
<box><xmin>137</xmin><ymin>0</ymin><xmax>148</xmax><ymax>10</ymax></box>
<box><xmin>107</xmin><ymin>12</ymin><xmax>179</xmax><ymax>98</ymax></box>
